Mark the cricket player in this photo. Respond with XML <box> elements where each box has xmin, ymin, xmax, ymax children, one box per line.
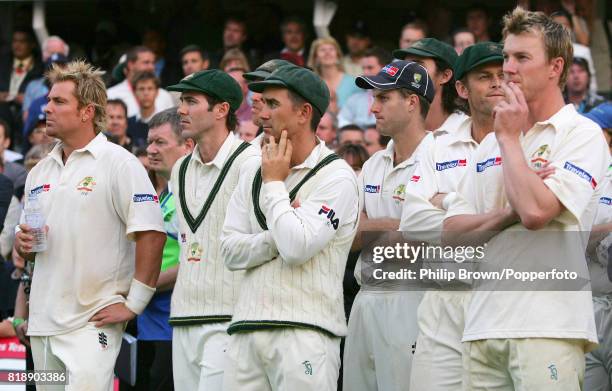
<box><xmin>443</xmin><ymin>8</ymin><xmax>608</xmax><ymax>389</ymax></box>
<box><xmin>14</xmin><ymin>60</ymin><xmax>166</xmax><ymax>391</ymax></box>
<box><xmin>220</xmin><ymin>64</ymin><xmax>359</xmax><ymax>390</ymax></box>
<box><xmin>398</xmin><ymin>43</ymin><xmax>505</xmax><ymax>390</ymax></box>
<box><xmin>165</xmin><ymin>69</ymin><xmax>259</xmax><ymax>390</ymax></box>
<box><xmin>342</xmin><ymin>60</ymin><xmax>436</xmax><ymax>391</ymax></box>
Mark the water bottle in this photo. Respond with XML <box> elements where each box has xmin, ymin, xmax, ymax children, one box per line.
<box><xmin>24</xmin><ymin>195</ymin><xmax>47</xmax><ymax>252</ymax></box>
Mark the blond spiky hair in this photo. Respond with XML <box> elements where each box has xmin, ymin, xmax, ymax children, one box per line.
<box><xmin>502</xmin><ymin>6</ymin><xmax>573</xmax><ymax>88</ymax></box>
<box><xmin>46</xmin><ymin>60</ymin><xmax>107</xmax><ymax>134</ymax></box>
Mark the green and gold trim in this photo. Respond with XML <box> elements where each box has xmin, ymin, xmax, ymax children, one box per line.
<box><xmin>168</xmin><ymin>315</ymin><xmax>233</xmax><ymax>326</ymax></box>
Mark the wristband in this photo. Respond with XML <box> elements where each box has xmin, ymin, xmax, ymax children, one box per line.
<box><xmin>12</xmin><ymin>317</ymin><xmax>25</xmax><ymax>330</ymax></box>
<box><xmin>125</xmin><ymin>279</ymin><xmax>156</xmax><ymax>315</ymax></box>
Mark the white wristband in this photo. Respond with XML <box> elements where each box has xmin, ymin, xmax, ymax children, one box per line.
<box><xmin>442</xmin><ymin>192</ymin><xmax>458</xmax><ymax>211</ymax></box>
<box><xmin>125</xmin><ymin>278</ymin><xmax>156</xmax><ymax>315</ymax></box>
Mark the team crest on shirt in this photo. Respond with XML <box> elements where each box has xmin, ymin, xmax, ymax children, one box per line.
<box><xmin>392</xmin><ymin>184</ymin><xmax>406</xmax><ymax>203</ymax></box>
<box><xmin>76</xmin><ymin>176</ymin><xmax>96</xmax><ymax>194</ymax></box>
<box><xmin>529</xmin><ymin>144</ymin><xmax>551</xmax><ymax>170</ymax></box>
<box><xmin>187</xmin><ymin>242</ymin><xmax>203</xmax><ymax>262</ymax></box>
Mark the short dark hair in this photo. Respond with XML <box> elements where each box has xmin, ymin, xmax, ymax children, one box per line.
<box><xmin>363</xmin><ymin>47</ymin><xmax>393</xmax><ymax>68</ymax></box>
<box><xmin>225</xmin><ymin>14</ymin><xmax>247</xmax><ymax>31</ymax></box>
<box><xmin>281</xmin><ymin>16</ymin><xmax>306</xmax><ymax>33</ymax></box>
<box><xmin>131</xmin><ymin>71</ymin><xmax>160</xmax><ymax>89</ymax></box>
<box><xmin>287</xmin><ymin>90</ymin><xmax>322</xmax><ymax>131</ymax></box>
<box><xmin>467</xmin><ymin>3</ymin><xmax>490</xmax><ymax>17</ymax></box>
<box><xmin>0</xmin><ymin>118</ymin><xmax>10</xmax><ymax>140</ymax></box>
<box><xmin>402</xmin><ymin>20</ymin><xmax>429</xmax><ymax>36</ymax></box>
<box><xmin>398</xmin><ymin>88</ymin><xmax>430</xmax><ymax>118</ymax></box>
<box><xmin>107</xmin><ymin>99</ymin><xmax>128</xmax><ymax>118</ymax></box>
<box><xmin>180</xmin><ymin>44</ymin><xmax>209</xmax><ymax>61</ymax></box>
<box><xmin>204</xmin><ymin>94</ymin><xmax>238</xmax><ymax>131</ymax></box>
<box><xmin>126</xmin><ymin>46</ymin><xmax>154</xmax><ymax>64</ymax></box>
<box><xmin>148</xmin><ymin>107</ymin><xmax>183</xmax><ymax>143</ymax></box>
<box><xmin>339</xmin><ymin>124</ymin><xmax>364</xmax><ymax>133</ymax></box>
<box><xmin>336</xmin><ymin>143</ymin><xmax>369</xmax><ymax>170</ymax></box>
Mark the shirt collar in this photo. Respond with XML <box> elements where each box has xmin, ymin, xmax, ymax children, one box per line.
<box><xmin>191</xmin><ymin>132</ymin><xmax>236</xmax><ymax>169</ymax></box>
<box><xmin>293</xmin><ymin>139</ymin><xmax>327</xmax><ymax>170</ymax></box>
<box><xmin>382</xmin><ymin>133</ymin><xmax>434</xmax><ymax>168</ymax></box>
<box><xmin>530</xmin><ymin>104</ymin><xmax>576</xmax><ymax>133</ymax></box>
<box><xmin>446</xmin><ymin>116</ymin><xmax>479</xmax><ymax>145</ymax></box>
<box><xmin>13</xmin><ymin>56</ymin><xmax>33</xmax><ymax>69</ymax></box>
<box><xmin>432</xmin><ymin>111</ymin><xmax>469</xmax><ymax>137</ymax></box>
<box><xmin>281</xmin><ymin>47</ymin><xmax>304</xmax><ymax>56</ymax></box>
<box><xmin>49</xmin><ymin>132</ymin><xmax>107</xmax><ymax>165</ymax></box>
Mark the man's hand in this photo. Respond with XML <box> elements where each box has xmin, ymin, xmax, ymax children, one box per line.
<box><xmin>429</xmin><ymin>193</ymin><xmax>448</xmax><ymax>209</ymax></box>
<box><xmin>493</xmin><ymin>82</ymin><xmax>529</xmax><ymax>144</ymax></box>
<box><xmin>534</xmin><ymin>162</ymin><xmax>555</xmax><ymax>180</ymax></box>
<box><xmin>90</xmin><ymin>303</ymin><xmax>136</xmax><ymax>327</ymax></box>
<box><xmin>262</xmin><ymin>130</ymin><xmax>292</xmax><ymax>183</ymax></box>
<box><xmin>15</xmin><ymin>321</ymin><xmax>29</xmax><ymax>347</ymax></box>
<box><xmin>14</xmin><ymin>224</ymin><xmax>46</xmax><ymax>261</ymax></box>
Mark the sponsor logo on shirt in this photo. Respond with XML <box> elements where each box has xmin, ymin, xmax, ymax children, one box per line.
<box><xmin>30</xmin><ymin>183</ymin><xmax>51</xmax><ymax>195</ymax></box>
<box><xmin>77</xmin><ymin>176</ymin><xmax>96</xmax><ymax>193</ymax></box>
<box><xmin>599</xmin><ymin>197</ymin><xmax>612</xmax><ymax>205</ymax></box>
<box><xmin>476</xmin><ymin>157</ymin><xmax>502</xmax><ymax>173</ymax></box>
<box><xmin>364</xmin><ymin>184</ymin><xmax>381</xmax><ymax>193</ymax></box>
<box><xmin>563</xmin><ymin>162</ymin><xmax>597</xmax><ymax>189</ymax></box>
<box><xmin>436</xmin><ymin>159</ymin><xmax>467</xmax><ymax>171</ymax></box>
<box><xmin>133</xmin><ymin>193</ymin><xmax>159</xmax><ymax>203</ymax></box>
<box><xmin>318</xmin><ymin>205</ymin><xmax>339</xmax><ymax>230</ymax></box>
<box><xmin>410</xmin><ymin>175</ymin><xmax>420</xmax><ymax>182</ymax></box>
<box><xmin>382</xmin><ymin>65</ymin><xmax>398</xmax><ymax>76</ymax></box>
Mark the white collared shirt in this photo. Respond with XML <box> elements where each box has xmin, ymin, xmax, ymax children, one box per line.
<box><xmin>107</xmin><ymin>79</ymin><xmax>175</xmax><ymax>118</ymax></box>
<box><xmin>24</xmin><ymin>133</ymin><xmax>165</xmax><ymax>336</ymax></box>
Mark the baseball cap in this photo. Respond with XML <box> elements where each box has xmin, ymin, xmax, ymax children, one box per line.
<box><xmin>23</xmin><ymin>95</ymin><xmax>47</xmax><ymax>137</ymax></box>
<box><xmin>243</xmin><ymin>59</ymin><xmax>292</xmax><ymax>82</ymax></box>
<box><xmin>454</xmin><ymin>42</ymin><xmax>503</xmax><ymax>80</ymax></box>
<box><xmin>248</xmin><ymin>65</ymin><xmax>330</xmax><ymax>116</ymax></box>
<box><xmin>167</xmin><ymin>70</ymin><xmax>243</xmax><ymax>111</ymax></box>
<box><xmin>45</xmin><ymin>53</ymin><xmax>68</xmax><ymax>68</ymax></box>
<box><xmin>583</xmin><ymin>102</ymin><xmax>612</xmax><ymax>129</ymax></box>
<box><xmin>393</xmin><ymin>38</ymin><xmax>458</xmax><ymax>69</ymax></box>
<box><xmin>355</xmin><ymin>60</ymin><xmax>435</xmax><ymax>103</ymax></box>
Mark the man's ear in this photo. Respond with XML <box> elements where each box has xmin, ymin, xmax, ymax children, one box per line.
<box><xmin>455</xmin><ymin>79</ymin><xmax>469</xmax><ymax>100</ymax></box>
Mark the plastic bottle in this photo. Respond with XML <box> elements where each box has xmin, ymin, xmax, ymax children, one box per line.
<box><xmin>24</xmin><ymin>195</ymin><xmax>47</xmax><ymax>252</ymax></box>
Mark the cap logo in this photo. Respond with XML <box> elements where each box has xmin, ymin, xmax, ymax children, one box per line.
<box><xmin>488</xmin><ymin>44</ymin><xmax>499</xmax><ymax>53</ymax></box>
<box><xmin>382</xmin><ymin>65</ymin><xmax>399</xmax><ymax>76</ymax></box>
<box><xmin>411</xmin><ymin>72</ymin><xmax>422</xmax><ymax>89</ymax></box>
<box><xmin>414</xmin><ymin>73</ymin><xmax>422</xmax><ymax>83</ymax></box>
<box><xmin>181</xmin><ymin>73</ymin><xmax>196</xmax><ymax>82</ymax></box>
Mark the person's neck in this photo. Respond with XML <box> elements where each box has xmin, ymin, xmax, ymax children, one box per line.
<box><xmin>155</xmin><ymin>175</ymin><xmax>168</xmax><ymax>195</ymax></box>
<box><xmin>289</xmin><ymin>129</ymin><xmax>318</xmax><ymax>168</ymax></box>
<box><xmin>392</xmin><ymin>122</ymin><xmax>427</xmax><ymax>165</ymax></box>
<box><xmin>61</xmin><ymin>128</ymin><xmax>97</xmax><ymax>163</ymax></box>
<box><xmin>567</xmin><ymin>89</ymin><xmax>587</xmax><ymax>105</ymax></box>
<box><xmin>526</xmin><ymin>88</ymin><xmax>566</xmax><ymax>130</ymax></box>
<box><xmin>470</xmin><ymin>111</ymin><xmax>494</xmax><ymax>144</ymax></box>
<box><xmin>320</xmin><ymin>65</ymin><xmax>341</xmax><ymax>80</ymax></box>
<box><xmin>15</xmin><ymin>54</ymin><xmax>31</xmax><ymax>62</ymax></box>
<box><xmin>286</xmin><ymin>46</ymin><xmax>303</xmax><ymax>54</ymax></box>
<box><xmin>140</xmin><ymin>105</ymin><xmax>155</xmax><ymax>120</ymax></box>
<box><xmin>425</xmin><ymin>94</ymin><xmax>449</xmax><ymax>130</ymax></box>
<box><xmin>195</xmin><ymin>127</ymin><xmax>230</xmax><ymax>163</ymax></box>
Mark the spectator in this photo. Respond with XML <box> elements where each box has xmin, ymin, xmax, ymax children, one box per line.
<box><xmin>364</xmin><ymin>124</ymin><xmax>388</xmax><ymax>156</ymax></box>
<box><xmin>308</xmin><ymin>37</ymin><xmax>361</xmax><ymax>112</ymax></box>
<box><xmin>127</xmin><ymin>71</ymin><xmax>162</xmax><ymax>148</ymax></box>
<box><xmin>0</xmin><ymin>119</ymin><xmax>26</xmax><ymax>195</ymax></box>
<box><xmin>398</xmin><ymin>21</ymin><xmax>428</xmax><ymax>49</ymax></box>
<box><xmin>210</xmin><ymin>15</ymin><xmax>252</xmax><ymax>69</ymax></box>
<box><xmin>336</xmin><ymin>143</ymin><xmax>369</xmax><ymax>175</ymax></box>
<box><xmin>142</xmin><ymin>27</ymin><xmax>178</xmax><ymax>86</ymax></box>
<box><xmin>22</xmin><ymin>53</ymin><xmax>68</xmax><ymax>121</ymax></box>
<box><xmin>106</xmin><ymin>99</ymin><xmax>133</xmax><ymax>152</ymax></box>
<box><xmin>136</xmin><ymin>108</ymin><xmax>194</xmax><ymax>390</ymax></box>
<box><xmin>227</xmin><ymin>66</ymin><xmax>252</xmax><ymax>131</ymax></box>
<box><xmin>180</xmin><ymin>45</ymin><xmax>209</xmax><ymax>77</ymax></box>
<box><xmin>219</xmin><ymin>48</ymin><xmax>251</xmax><ymax>73</ymax></box>
<box><xmin>342</xmin><ymin>20</ymin><xmax>372</xmax><ymax>77</ymax></box>
<box><xmin>22</xmin><ymin>95</ymin><xmax>55</xmax><ymax>154</ymax></box>
<box><xmin>316</xmin><ymin>111</ymin><xmax>338</xmax><ymax>148</ymax></box>
<box><xmin>41</xmin><ymin>35</ymin><xmax>70</xmax><ymax>62</ymax></box>
<box><xmin>272</xmin><ymin>16</ymin><xmax>309</xmax><ymax>67</ymax></box>
<box><xmin>23</xmin><ymin>142</ymin><xmax>55</xmax><ymax>172</ymax></box>
<box><xmin>466</xmin><ymin>3</ymin><xmax>492</xmax><ymax>42</ymax></box>
<box><xmin>551</xmin><ymin>9</ymin><xmax>598</xmax><ymax>93</ymax></box>
<box><xmin>338</xmin><ymin>124</ymin><xmax>365</xmax><ymax>146</ymax></box>
<box><xmin>452</xmin><ymin>28</ymin><xmax>475</xmax><ymax>54</ymax></box>
<box><xmin>338</xmin><ymin>47</ymin><xmax>392</xmax><ymax>129</ymax></box>
<box><xmin>107</xmin><ymin>46</ymin><xmax>174</xmax><ymax>118</ymax></box>
<box><xmin>0</xmin><ymin>28</ymin><xmax>44</xmax><ymax>143</ymax></box>
<box><xmin>564</xmin><ymin>57</ymin><xmax>606</xmax><ymax>113</ymax></box>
